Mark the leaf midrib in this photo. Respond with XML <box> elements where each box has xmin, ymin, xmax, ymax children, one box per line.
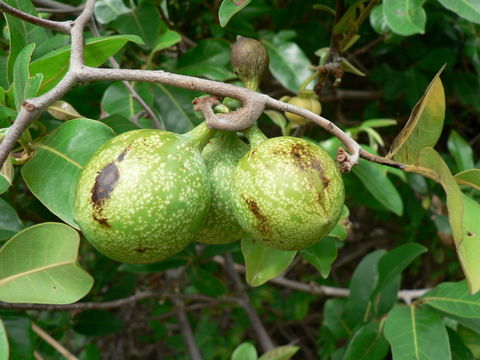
<box><xmin>0</xmin><ymin>260</ymin><xmax>73</xmax><ymax>286</ymax></box>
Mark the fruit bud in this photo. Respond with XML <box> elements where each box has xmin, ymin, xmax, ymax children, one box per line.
<box><xmin>284</xmin><ymin>90</ymin><xmax>322</xmax><ymax>126</ymax></box>
<box><xmin>231</xmin><ymin>36</ymin><xmax>269</xmax><ymax>91</ymax></box>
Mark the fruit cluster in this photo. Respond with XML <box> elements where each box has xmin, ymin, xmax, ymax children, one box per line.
<box><xmin>74</xmin><ymin>123</ymin><xmax>345</xmax><ymax>264</ymax></box>
<box><xmin>74</xmin><ymin>36</ymin><xmax>344</xmax><ymax>264</ymax></box>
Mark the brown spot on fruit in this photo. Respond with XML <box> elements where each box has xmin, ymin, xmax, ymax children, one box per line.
<box><xmin>135</xmin><ymin>247</ymin><xmax>153</xmax><ymax>253</ymax></box>
<box><xmin>243</xmin><ymin>196</ymin><xmax>270</xmax><ymax>235</ymax></box>
<box><xmin>311</xmin><ymin>159</ymin><xmax>330</xmax><ymax>188</ymax></box>
<box><xmin>467</xmin><ymin>231</ymin><xmax>473</xmax><ymax>237</ymax></box>
<box><xmin>290</xmin><ymin>143</ymin><xmax>307</xmax><ymax>159</ymax></box>
<box><xmin>117</xmin><ymin>147</ymin><xmax>130</xmax><ymax>162</ymax></box>
<box><xmin>93</xmin><ymin>213</ymin><xmax>110</xmax><ymax>228</ymax></box>
<box><xmin>286</xmin><ymin>143</ymin><xmax>330</xmax><ymax>189</ymax></box>
<box><xmin>91</xmin><ymin>162</ymin><xmax>120</xmax><ymax>205</ymax></box>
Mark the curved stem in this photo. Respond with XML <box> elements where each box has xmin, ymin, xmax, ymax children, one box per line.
<box><xmin>298</xmin><ymin>69</ymin><xmax>320</xmax><ymax>92</ymax></box>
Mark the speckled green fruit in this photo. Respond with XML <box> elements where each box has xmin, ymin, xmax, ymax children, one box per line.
<box><xmin>285</xmin><ymin>91</ymin><xmax>322</xmax><ymax>126</ymax></box>
<box><xmin>74</xmin><ymin>123</ymin><xmax>214</xmax><ymax>264</ymax></box>
<box><xmin>231</xmin><ymin>136</ymin><xmax>344</xmax><ymax>251</ymax></box>
<box><xmin>195</xmin><ymin>132</ymin><xmax>248</xmax><ymax>244</ymax></box>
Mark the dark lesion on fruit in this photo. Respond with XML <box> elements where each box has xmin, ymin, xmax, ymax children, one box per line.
<box><xmin>135</xmin><ymin>247</ymin><xmax>154</xmax><ymax>253</ymax></box>
<box><xmin>91</xmin><ymin>162</ymin><xmax>120</xmax><ymax>205</ymax></box>
<box><xmin>117</xmin><ymin>146</ymin><xmax>131</xmax><ymax>162</ymax></box>
<box><xmin>93</xmin><ymin>212</ymin><xmax>111</xmax><ymax>228</ymax></box>
<box><xmin>311</xmin><ymin>158</ymin><xmax>330</xmax><ymax>189</ymax></box>
<box><xmin>243</xmin><ymin>195</ymin><xmax>270</xmax><ymax>235</ymax></box>
<box><xmin>285</xmin><ymin>143</ymin><xmax>331</xmax><ymax>189</ymax></box>
<box><xmin>91</xmin><ymin>162</ymin><xmax>120</xmax><ymax>227</ymax></box>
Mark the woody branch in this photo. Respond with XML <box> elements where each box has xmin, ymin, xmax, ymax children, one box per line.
<box><xmin>0</xmin><ymin>0</ymin><xmax>405</xmax><ymax>174</ymax></box>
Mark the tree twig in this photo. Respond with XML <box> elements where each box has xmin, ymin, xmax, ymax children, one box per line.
<box><xmin>359</xmin><ymin>149</ymin><xmax>406</xmax><ymax>170</ymax></box>
<box><xmin>0</xmin><ymin>1</ymin><xmax>72</xmax><ymax>33</ymax></box>
<box><xmin>171</xmin><ymin>296</ymin><xmax>204</xmax><ymax>360</ymax></box>
<box><xmin>224</xmin><ymin>253</ymin><xmax>275</xmax><ymax>352</ymax></box>
<box><xmin>320</xmin><ymin>89</ymin><xmax>382</xmax><ymax>102</ymax></box>
<box><xmin>213</xmin><ymin>256</ymin><xmax>429</xmax><ymax>303</ymax></box>
<box><xmin>0</xmin><ymin>291</ymin><xmax>155</xmax><ymax>310</ymax></box>
<box><xmin>32</xmin><ymin>322</ymin><xmax>78</xmax><ymax>360</ymax></box>
<box><xmin>33</xmin><ymin>0</ymin><xmax>81</xmax><ymax>12</ymax></box>
<box><xmin>0</xmin><ymin>0</ymin><xmax>401</xmax><ymax>174</ymax></box>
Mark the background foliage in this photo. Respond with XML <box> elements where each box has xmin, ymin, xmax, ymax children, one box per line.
<box><xmin>0</xmin><ymin>0</ymin><xmax>479</xmax><ymax>359</ymax></box>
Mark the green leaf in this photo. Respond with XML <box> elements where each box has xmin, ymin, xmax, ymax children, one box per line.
<box><xmin>438</xmin><ymin>0</ymin><xmax>480</xmax><ymax>25</ymax></box>
<box><xmin>0</xmin><ymin>198</ymin><xmax>23</xmax><ymax>241</ymax></box>
<box><xmin>0</xmin><ymin>317</ymin><xmax>8</xmax><ymax>360</ymax></box>
<box><xmin>73</xmin><ymin>310</ymin><xmax>123</xmax><ymax>336</ymax></box>
<box><xmin>21</xmin><ymin>119</ymin><xmax>115</xmax><ymax>228</ymax></box>
<box><xmin>0</xmin><ymin>223</ymin><xmax>94</xmax><ymax>304</ymax></box>
<box><xmin>387</xmin><ymin>66</ymin><xmax>445</xmax><ymax>164</ymax></box>
<box><xmin>328</xmin><ymin>205</ymin><xmax>350</xmax><ymax>241</ymax></box>
<box><xmin>219</xmin><ymin>0</ymin><xmax>253</xmax><ymax>27</ymax></box>
<box><xmin>447</xmin><ymin>130</ymin><xmax>475</xmax><ymax>172</ymax></box>
<box><xmin>0</xmin><ymin>156</ymin><xmax>13</xmax><ymax>195</ymax></box>
<box><xmin>348</xmin><ymin>250</ymin><xmax>386</xmax><ymax>325</ymax></box>
<box><xmin>421</xmin><ymin>281</ymin><xmax>480</xmax><ymax>318</ymax></box>
<box><xmin>341</xmin><ymin>58</ymin><xmax>366</xmax><ymax>76</ymax></box>
<box><xmin>262</xmin><ymin>33</ymin><xmax>314</xmax><ymax>92</ymax></box>
<box><xmin>30</xmin><ymin>35</ymin><xmax>143</xmax><ymax>95</ymax></box>
<box><xmin>460</xmin><ymin>194</ymin><xmax>480</xmax><ymax>294</ymax></box>
<box><xmin>373</xmin><ymin>276</ymin><xmax>401</xmax><ymax>317</ymax></box>
<box><xmin>111</xmin><ymin>4</ymin><xmax>162</xmax><ymax>49</ymax></box>
<box><xmin>457</xmin><ymin>325</ymin><xmax>480</xmax><ymax>358</ymax></box>
<box><xmin>300</xmin><ymin>236</ymin><xmax>337</xmax><ymax>278</ymax></box>
<box><xmin>409</xmin><ymin>148</ymin><xmax>480</xmax><ymax>293</ymax></box>
<box><xmin>343</xmin><ymin>322</ymin><xmax>389</xmax><ymax>360</ymax></box>
<box><xmin>101</xmin><ymin>81</ymin><xmax>154</xmax><ymax>122</ymax></box>
<box><xmin>370</xmin><ymin>5</ymin><xmax>390</xmax><ymax>34</ymax></box>
<box><xmin>47</xmin><ymin>100</ymin><xmax>82</xmax><ymax>121</ymax></box>
<box><xmin>152</xmin><ymin>84</ymin><xmax>200</xmax><ymax>133</ymax></box>
<box><xmin>151</xmin><ymin>29</ymin><xmax>182</xmax><ymax>54</ymax></box>
<box><xmin>13</xmin><ymin>44</ymin><xmax>42</xmax><ymax>110</ymax></box>
<box><xmin>264</xmin><ymin>110</ymin><xmax>287</xmax><ymax>134</ymax></box>
<box><xmin>3</xmin><ymin>0</ymin><xmax>48</xmax><ymax>83</ymax></box>
<box><xmin>94</xmin><ymin>0</ymin><xmax>130</xmax><ymax>24</ymax></box>
<box><xmin>352</xmin><ymin>159</ymin><xmax>403</xmax><ymax>215</ymax></box>
<box><xmin>384</xmin><ymin>305</ymin><xmax>452</xmax><ymax>360</ymax></box>
<box><xmin>101</xmin><ymin>114</ymin><xmax>140</xmax><ymax>134</ymax></box>
<box><xmin>1</xmin><ymin>315</ymin><xmax>33</xmax><ymax>359</ymax></box>
<box><xmin>375</xmin><ymin>243</ymin><xmax>427</xmax><ymax>294</ymax></box>
<box><xmin>232</xmin><ymin>342</ymin><xmax>258</xmax><ymax>360</ymax></box>
<box><xmin>187</xmin><ymin>266</ymin><xmax>227</xmax><ymax>297</ymax></box>
<box><xmin>383</xmin><ymin>0</ymin><xmax>426</xmax><ymax>36</ymax></box>
<box><xmin>323</xmin><ymin>298</ymin><xmax>352</xmax><ymax>339</ymax></box>
<box><xmin>360</xmin><ymin>118</ymin><xmax>397</xmax><ymax>129</ymax></box>
<box><xmin>313</xmin><ymin>4</ymin><xmax>336</xmax><ymax>16</ymax></box>
<box><xmin>176</xmin><ymin>39</ymin><xmax>235</xmax><ymax>81</ymax></box>
<box><xmin>258</xmin><ymin>345</ymin><xmax>299</xmax><ymax>360</ymax></box>
<box><xmin>241</xmin><ymin>237</ymin><xmax>296</xmax><ymax>287</ymax></box>
<box><xmin>333</xmin><ymin>1</ymin><xmax>368</xmax><ymax>34</ymax></box>
<box><xmin>455</xmin><ymin>169</ymin><xmax>480</xmax><ymax>190</ymax></box>
<box><xmin>447</xmin><ymin>327</ymin><xmax>475</xmax><ymax>360</ymax></box>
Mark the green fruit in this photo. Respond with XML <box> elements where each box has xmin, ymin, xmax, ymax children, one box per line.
<box><xmin>231</xmin><ymin>36</ymin><xmax>269</xmax><ymax>91</ymax></box>
<box><xmin>74</xmin><ymin>123</ymin><xmax>214</xmax><ymax>264</ymax></box>
<box><xmin>285</xmin><ymin>91</ymin><xmax>322</xmax><ymax>125</ymax></box>
<box><xmin>231</xmin><ymin>136</ymin><xmax>344</xmax><ymax>251</ymax></box>
<box><xmin>195</xmin><ymin>131</ymin><xmax>248</xmax><ymax>244</ymax></box>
